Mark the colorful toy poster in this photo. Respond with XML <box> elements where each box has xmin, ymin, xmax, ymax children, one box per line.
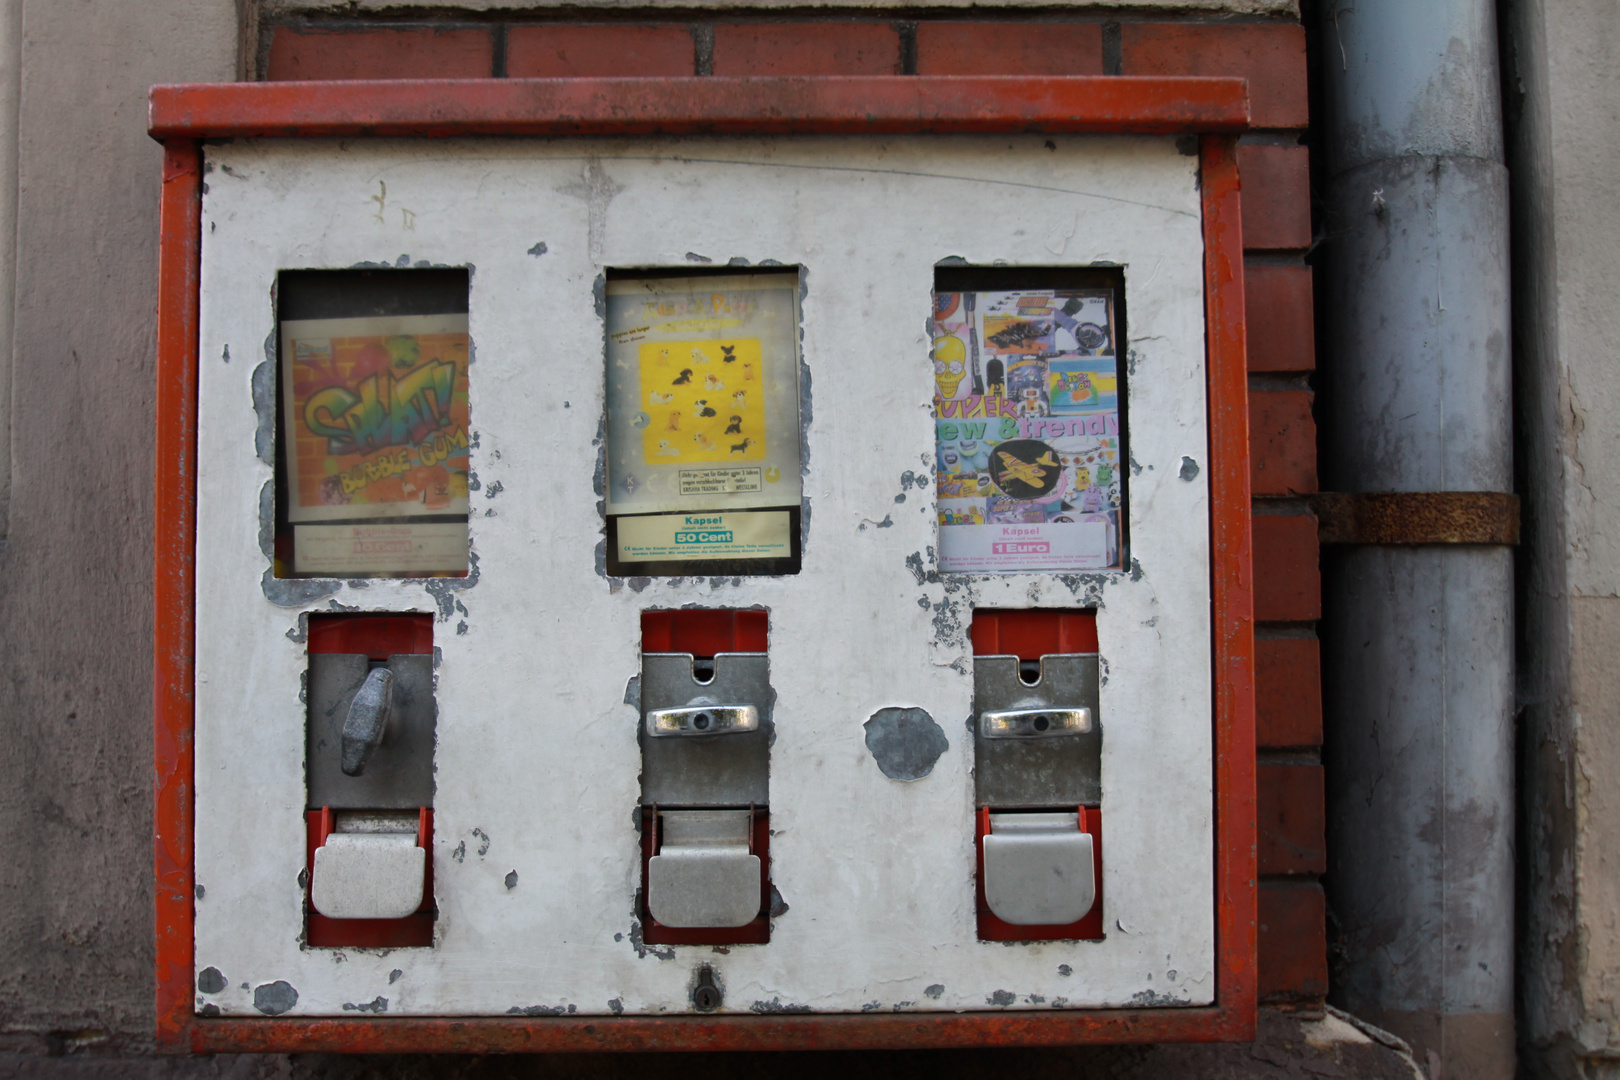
<box><xmin>604</xmin><ymin>272</ymin><xmax>803</xmax><ymax>562</ymax></box>
<box><xmin>933</xmin><ymin>288</ymin><xmax>1124</xmax><ymax>573</ymax></box>
<box><xmin>279</xmin><ymin>313</ymin><xmax>470</xmax><ymax>574</ymax></box>
<box><xmin>638</xmin><ymin>338</ymin><xmax>767</xmax><ymax>464</ymax></box>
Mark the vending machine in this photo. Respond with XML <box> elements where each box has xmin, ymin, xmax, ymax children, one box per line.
<box><xmin>151</xmin><ymin>76</ymin><xmax>1255</xmax><ymax>1052</ymax></box>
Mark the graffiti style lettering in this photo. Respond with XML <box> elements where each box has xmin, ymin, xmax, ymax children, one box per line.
<box><xmin>340</xmin><ymin>449</ymin><xmax>413</xmax><ymax>495</ymax></box>
<box><xmin>304</xmin><ymin>359</ymin><xmax>459</xmax><ymax>454</ymax></box>
<box><xmin>418</xmin><ymin>426</ymin><xmax>469</xmax><ymax>468</ymax></box>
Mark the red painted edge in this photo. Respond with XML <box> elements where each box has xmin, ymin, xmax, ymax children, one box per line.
<box><xmin>154</xmin><ymin>138</ymin><xmax>200</xmax><ymax>1052</ymax></box>
<box><xmin>1201</xmin><ymin>134</ymin><xmax>1259</xmax><ymax>1040</ymax></box>
<box><xmin>184</xmin><ymin>1006</ymin><xmax>1239</xmax><ymax>1053</ymax></box>
<box><xmin>970</xmin><ymin>610</ymin><xmax>1100</xmax><ymax>658</ymax></box>
<box><xmin>641</xmin><ymin>608</ymin><xmax>769</xmax><ymax>656</ymax></box>
<box><xmin>152</xmin><ymin>84</ymin><xmax>1254</xmax><ymax>1053</ymax></box>
<box><xmin>147</xmin><ymin>76</ymin><xmax>1249</xmax><ymax>140</ymax></box>
<box><xmin>306</xmin><ymin>612</ymin><xmax>435</xmax><ymax>658</ymax></box>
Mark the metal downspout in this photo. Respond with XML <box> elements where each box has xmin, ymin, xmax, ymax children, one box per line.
<box><xmin>1314</xmin><ymin>1</ymin><xmax>1515</xmax><ymax>1076</ymax></box>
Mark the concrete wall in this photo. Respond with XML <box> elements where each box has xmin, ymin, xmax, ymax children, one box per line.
<box><xmin>1503</xmin><ymin>0</ymin><xmax>1620</xmax><ymax>1076</ymax></box>
<box><xmin>0</xmin><ymin>0</ymin><xmax>238</xmax><ymax>1049</ymax></box>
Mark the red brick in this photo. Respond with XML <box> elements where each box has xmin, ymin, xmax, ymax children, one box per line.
<box><xmin>506</xmin><ymin>24</ymin><xmax>693</xmax><ymax>78</ymax></box>
<box><xmin>267</xmin><ymin>26</ymin><xmax>495</xmax><ymax>81</ymax></box>
<box><xmin>1259</xmin><ymin>764</ymin><xmax>1326</xmax><ymax>875</ymax></box>
<box><xmin>1246</xmin><ymin>264</ymin><xmax>1315</xmax><ymax>372</ymax></box>
<box><xmin>1256</xmin><ymin>637</ymin><xmax>1322</xmax><ymax>747</ymax></box>
<box><xmin>1250</xmin><ymin>389</ymin><xmax>1317</xmax><ymax>496</ymax></box>
<box><xmin>1121</xmin><ymin>23</ymin><xmax>1307</xmax><ymax>129</ymax></box>
<box><xmin>713</xmin><ymin>22</ymin><xmax>899</xmax><ymax>76</ymax></box>
<box><xmin>915</xmin><ymin>22</ymin><xmax>1104</xmax><ymax>75</ymax></box>
<box><xmin>1253</xmin><ymin>514</ymin><xmax>1320</xmax><ymax>622</ymax></box>
<box><xmin>1259</xmin><ymin>880</ymin><xmax>1328</xmax><ymax>1003</ymax></box>
<box><xmin>1239</xmin><ymin>145</ymin><xmax>1312</xmax><ymax>251</ymax></box>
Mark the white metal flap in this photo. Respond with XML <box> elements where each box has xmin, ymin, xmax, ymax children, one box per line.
<box><xmin>983</xmin><ymin>812</ymin><xmax>1095</xmax><ymax>926</ymax></box>
<box><xmin>310</xmin><ymin>833</ymin><xmax>426</xmax><ymax>921</ymax></box>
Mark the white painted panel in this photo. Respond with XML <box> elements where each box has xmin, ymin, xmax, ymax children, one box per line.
<box><xmin>193</xmin><ymin>135</ymin><xmax>1212</xmax><ymax>1017</ymax></box>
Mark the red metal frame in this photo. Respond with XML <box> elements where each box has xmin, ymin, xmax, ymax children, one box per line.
<box><xmin>148</xmin><ymin>76</ymin><xmax>1247</xmax><ymax>140</ymax></box>
<box><xmin>151</xmin><ymin>76</ymin><xmax>1253</xmax><ymax>1053</ymax></box>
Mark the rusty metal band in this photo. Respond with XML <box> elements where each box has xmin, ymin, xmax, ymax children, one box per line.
<box><xmin>1312</xmin><ymin>492</ymin><xmax>1520</xmax><ymax>546</ymax></box>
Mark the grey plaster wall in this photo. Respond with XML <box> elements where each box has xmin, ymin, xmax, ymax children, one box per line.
<box><xmin>0</xmin><ymin>0</ymin><xmax>238</xmax><ymax>1048</ymax></box>
<box><xmin>1502</xmin><ymin>0</ymin><xmax>1620</xmax><ymax>1075</ymax></box>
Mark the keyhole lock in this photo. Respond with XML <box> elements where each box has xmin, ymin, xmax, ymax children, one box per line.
<box><xmin>692</xmin><ymin>966</ymin><xmax>722</xmax><ymax>1011</ymax></box>
<box><xmin>692</xmin><ymin>712</ymin><xmax>711</xmax><ymax>730</ymax></box>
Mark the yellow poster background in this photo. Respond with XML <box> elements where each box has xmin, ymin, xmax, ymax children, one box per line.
<box><xmin>639</xmin><ymin>339</ymin><xmax>766</xmax><ymax>464</ymax></box>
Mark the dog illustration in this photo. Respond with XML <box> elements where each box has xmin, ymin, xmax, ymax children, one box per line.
<box><xmin>721</xmin><ymin>345</ymin><xmax>737</xmax><ymax>363</ymax></box>
<box><xmin>665</xmin><ymin>411</ymin><xmax>681</xmax><ymax>431</ymax></box>
<box><xmin>693</xmin><ymin>400</ymin><xmax>717</xmax><ymax>418</ymax></box>
<box><xmin>732</xmin><ymin>390</ymin><xmax>747</xmax><ymax>408</ymax></box>
<box><xmin>649</xmin><ymin>390</ymin><xmax>674</xmax><ymax>405</ymax></box>
<box><xmin>724</xmin><ymin>416</ymin><xmax>743</xmax><ymax>435</ymax></box>
<box><xmin>704</xmin><ymin>372</ymin><xmax>724</xmax><ymax>391</ymax></box>
<box><xmin>729</xmin><ymin>437</ymin><xmax>755</xmax><ymax>456</ymax></box>
<box><xmin>656</xmin><ymin>440</ymin><xmax>679</xmax><ymax>457</ymax></box>
<box><xmin>693</xmin><ymin>432</ymin><xmax>717</xmax><ymax>451</ymax></box>
<box><xmin>672</xmin><ymin>368</ymin><xmax>692</xmax><ymax>386</ymax></box>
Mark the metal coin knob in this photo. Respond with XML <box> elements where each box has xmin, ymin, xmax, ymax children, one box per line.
<box><xmin>341</xmin><ymin>667</ymin><xmax>395</xmax><ymax>777</ymax></box>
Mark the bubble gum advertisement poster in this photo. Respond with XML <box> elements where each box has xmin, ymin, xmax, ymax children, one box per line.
<box><xmin>932</xmin><ymin>289</ymin><xmax>1124</xmax><ymax>573</ymax></box>
<box><xmin>280</xmin><ymin>313</ymin><xmax>471</xmax><ymax>523</ymax></box>
<box><xmin>604</xmin><ymin>272</ymin><xmax>802</xmax><ymax>518</ymax></box>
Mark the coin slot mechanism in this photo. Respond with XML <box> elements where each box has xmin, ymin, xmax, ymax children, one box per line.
<box><xmin>304</xmin><ymin>613</ymin><xmax>436</xmax><ymax>948</ymax></box>
<box><xmin>972</xmin><ymin>609</ymin><xmax>1104</xmax><ymax>942</ymax></box>
<box><xmin>638</xmin><ymin>609</ymin><xmax>772</xmax><ymax>945</ymax></box>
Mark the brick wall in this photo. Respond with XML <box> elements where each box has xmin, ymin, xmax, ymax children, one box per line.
<box><xmin>260</xmin><ymin>11</ymin><xmax>1324</xmax><ymax>1009</ymax></box>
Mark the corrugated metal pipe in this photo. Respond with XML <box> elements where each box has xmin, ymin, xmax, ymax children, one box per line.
<box><xmin>1313</xmin><ymin>1</ymin><xmax>1516</xmax><ymax>1076</ymax></box>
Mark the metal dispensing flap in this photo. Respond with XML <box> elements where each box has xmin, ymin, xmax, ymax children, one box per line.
<box><xmin>310</xmin><ymin>817</ymin><xmax>426</xmax><ymax>921</ymax></box>
<box><xmin>974</xmin><ymin>653</ymin><xmax>1102</xmax><ymax>807</ymax></box>
<box><xmin>982</xmin><ymin>812</ymin><xmax>1095</xmax><ymax>926</ymax></box>
<box><xmin>646</xmin><ymin>810</ymin><xmax>761</xmax><ymax>928</ymax></box>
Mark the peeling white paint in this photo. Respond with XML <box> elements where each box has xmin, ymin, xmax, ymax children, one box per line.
<box><xmin>194</xmin><ymin>135</ymin><xmax>1213</xmax><ymax>1017</ymax></box>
